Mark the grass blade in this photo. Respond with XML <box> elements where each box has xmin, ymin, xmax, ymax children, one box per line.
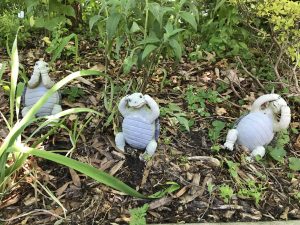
<box><xmin>25</xmin><ymin>148</ymin><xmax>146</xmax><ymax>198</ymax></box>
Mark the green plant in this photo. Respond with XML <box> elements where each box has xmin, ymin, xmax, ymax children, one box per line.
<box><xmin>186</xmin><ymin>86</ymin><xmax>223</xmax><ymax>117</ymax></box>
<box><xmin>268</xmin><ymin>130</ymin><xmax>289</xmax><ymax>163</ymax></box>
<box><xmin>0</xmin><ymin>34</ymin><xmax>145</xmax><ymax>202</ymax></box>
<box><xmin>225</xmin><ymin>159</ymin><xmax>240</xmax><ymax>183</ymax></box>
<box><xmin>0</xmin><ymin>11</ymin><xmax>30</xmax><ymax>46</ymax></box>
<box><xmin>44</xmin><ymin>23</ymin><xmax>79</xmax><ymax>63</ymax></box>
<box><xmin>63</xmin><ymin>86</ymin><xmax>85</xmax><ymax>102</ymax></box>
<box><xmin>289</xmin><ymin>157</ymin><xmax>300</xmax><ymax>172</ymax></box>
<box><xmin>160</xmin><ymin>103</ymin><xmax>193</xmax><ymax>132</ymax></box>
<box><xmin>238</xmin><ymin>179</ymin><xmax>264</xmax><ymax>205</ymax></box>
<box><xmin>219</xmin><ymin>184</ymin><xmax>234</xmax><ymax>203</ymax></box>
<box><xmin>129</xmin><ymin>203</ymin><xmax>149</xmax><ymax>225</ymax></box>
<box><xmin>208</xmin><ymin>120</ymin><xmax>226</xmax><ymax>151</ymax></box>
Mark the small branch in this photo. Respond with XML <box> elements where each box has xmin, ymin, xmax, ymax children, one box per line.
<box><xmin>236</xmin><ymin>56</ymin><xmax>266</xmax><ymax>92</ymax></box>
<box><xmin>292</xmin><ymin>49</ymin><xmax>300</xmax><ymax>93</ymax></box>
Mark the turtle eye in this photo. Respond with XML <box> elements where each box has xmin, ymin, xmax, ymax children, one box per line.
<box><xmin>45</xmin><ymin>64</ymin><xmax>48</xmax><ymax>67</ymax></box>
<box><xmin>140</xmin><ymin>95</ymin><xmax>142</xmax><ymax>98</ymax></box>
<box><xmin>35</xmin><ymin>62</ymin><xmax>38</xmax><ymax>65</ymax></box>
<box><xmin>128</xmin><ymin>99</ymin><xmax>131</xmax><ymax>102</ymax></box>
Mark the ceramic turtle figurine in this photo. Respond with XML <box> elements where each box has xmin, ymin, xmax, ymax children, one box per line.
<box><xmin>22</xmin><ymin>60</ymin><xmax>62</xmax><ymax>117</ymax></box>
<box><xmin>115</xmin><ymin>93</ymin><xmax>160</xmax><ymax>157</ymax></box>
<box><xmin>224</xmin><ymin>94</ymin><xmax>291</xmax><ymax>158</ymax></box>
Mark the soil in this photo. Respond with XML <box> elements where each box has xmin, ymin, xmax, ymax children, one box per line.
<box><xmin>0</xmin><ymin>42</ymin><xmax>300</xmax><ymax>225</ymax></box>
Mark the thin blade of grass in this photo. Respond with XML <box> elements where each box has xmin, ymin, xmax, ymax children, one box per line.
<box><xmin>9</xmin><ymin>35</ymin><xmax>19</xmax><ymax>126</ymax></box>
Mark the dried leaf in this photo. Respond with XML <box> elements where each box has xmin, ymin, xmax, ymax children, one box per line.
<box><xmin>69</xmin><ymin>168</ymin><xmax>81</xmax><ymax>187</ymax></box>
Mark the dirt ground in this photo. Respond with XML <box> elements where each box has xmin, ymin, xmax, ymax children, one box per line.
<box><xmin>0</xmin><ymin>43</ymin><xmax>300</xmax><ymax>225</ymax></box>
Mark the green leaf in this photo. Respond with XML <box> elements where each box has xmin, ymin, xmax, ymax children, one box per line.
<box><xmin>0</xmin><ymin>62</ymin><xmax>6</xmax><ymax>82</ymax></box>
<box><xmin>130</xmin><ymin>22</ymin><xmax>141</xmax><ymax>33</ymax></box>
<box><xmin>176</xmin><ymin>116</ymin><xmax>190</xmax><ymax>132</ymax></box>
<box><xmin>51</xmin><ymin>33</ymin><xmax>78</xmax><ymax>63</ymax></box>
<box><xmin>26</xmin><ymin>148</ymin><xmax>145</xmax><ymax>198</ymax></box>
<box><xmin>142</xmin><ymin>44</ymin><xmax>157</xmax><ymax>61</ymax></box>
<box><xmin>289</xmin><ymin>157</ymin><xmax>300</xmax><ymax>171</ymax></box>
<box><xmin>169</xmin><ymin>39</ymin><xmax>182</xmax><ymax>60</ymax></box>
<box><xmin>10</xmin><ymin>33</ymin><xmax>19</xmax><ymax>126</ymax></box>
<box><xmin>148</xmin><ymin>182</ymin><xmax>180</xmax><ymax>198</ymax></box>
<box><xmin>106</xmin><ymin>12</ymin><xmax>121</xmax><ymax>40</ymax></box>
<box><xmin>269</xmin><ymin>147</ymin><xmax>286</xmax><ymax>162</ymax></box>
<box><xmin>180</xmin><ymin>11</ymin><xmax>197</xmax><ymax>30</ymax></box>
<box><xmin>89</xmin><ymin>15</ymin><xmax>101</xmax><ymax>32</ymax></box>
<box><xmin>16</xmin><ymin>82</ymin><xmax>25</xmax><ymax>120</ymax></box>
<box><xmin>148</xmin><ymin>3</ymin><xmax>162</xmax><ymax>26</ymax></box>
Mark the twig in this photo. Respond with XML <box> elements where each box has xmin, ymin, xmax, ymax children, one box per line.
<box><xmin>292</xmin><ymin>49</ymin><xmax>300</xmax><ymax>93</ymax></box>
<box><xmin>236</xmin><ymin>56</ymin><xmax>266</xmax><ymax>92</ymax></box>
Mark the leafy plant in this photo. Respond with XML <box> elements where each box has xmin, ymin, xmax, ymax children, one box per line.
<box><xmin>43</xmin><ymin>23</ymin><xmax>79</xmax><ymax>63</ymax></box>
<box><xmin>219</xmin><ymin>184</ymin><xmax>234</xmax><ymax>203</ymax></box>
<box><xmin>268</xmin><ymin>130</ymin><xmax>289</xmax><ymax>163</ymax></box>
<box><xmin>225</xmin><ymin>159</ymin><xmax>240</xmax><ymax>183</ymax></box>
<box><xmin>238</xmin><ymin>179</ymin><xmax>264</xmax><ymax>205</ymax></box>
<box><xmin>289</xmin><ymin>157</ymin><xmax>300</xmax><ymax>172</ymax></box>
<box><xmin>160</xmin><ymin>103</ymin><xmax>193</xmax><ymax>132</ymax></box>
<box><xmin>129</xmin><ymin>203</ymin><xmax>149</xmax><ymax>225</ymax></box>
<box><xmin>208</xmin><ymin>120</ymin><xmax>226</xmax><ymax>151</ymax></box>
<box><xmin>63</xmin><ymin>86</ymin><xmax>85</xmax><ymax>102</ymax></box>
<box><xmin>186</xmin><ymin>86</ymin><xmax>223</xmax><ymax>117</ymax></box>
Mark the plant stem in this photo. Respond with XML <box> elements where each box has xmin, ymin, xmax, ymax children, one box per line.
<box><xmin>144</xmin><ymin>0</ymin><xmax>149</xmax><ymax>40</ymax></box>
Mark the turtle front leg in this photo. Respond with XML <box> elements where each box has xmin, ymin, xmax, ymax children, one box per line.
<box><xmin>224</xmin><ymin>129</ymin><xmax>238</xmax><ymax>151</ymax></box>
<box><xmin>22</xmin><ymin>106</ymin><xmax>31</xmax><ymax>118</ymax></box>
<box><xmin>51</xmin><ymin>104</ymin><xmax>62</xmax><ymax>115</ymax></box>
<box><xmin>115</xmin><ymin>132</ymin><xmax>125</xmax><ymax>151</ymax></box>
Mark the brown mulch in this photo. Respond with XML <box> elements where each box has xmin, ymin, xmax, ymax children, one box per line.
<box><xmin>0</xmin><ymin>40</ymin><xmax>300</xmax><ymax>225</ymax></box>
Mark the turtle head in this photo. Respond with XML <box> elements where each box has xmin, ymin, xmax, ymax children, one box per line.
<box><xmin>35</xmin><ymin>60</ymin><xmax>50</xmax><ymax>74</ymax></box>
<box><xmin>126</xmin><ymin>93</ymin><xmax>146</xmax><ymax>108</ymax></box>
<box><xmin>269</xmin><ymin>97</ymin><xmax>287</xmax><ymax>114</ymax></box>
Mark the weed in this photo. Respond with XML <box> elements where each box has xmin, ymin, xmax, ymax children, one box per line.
<box><xmin>186</xmin><ymin>86</ymin><xmax>223</xmax><ymax>117</ymax></box>
<box><xmin>160</xmin><ymin>103</ymin><xmax>193</xmax><ymax>132</ymax></box>
<box><xmin>225</xmin><ymin>159</ymin><xmax>240</xmax><ymax>183</ymax></box>
<box><xmin>129</xmin><ymin>204</ymin><xmax>149</xmax><ymax>225</ymax></box>
<box><xmin>238</xmin><ymin>179</ymin><xmax>265</xmax><ymax>205</ymax></box>
<box><xmin>219</xmin><ymin>184</ymin><xmax>234</xmax><ymax>203</ymax></box>
<box><xmin>63</xmin><ymin>86</ymin><xmax>85</xmax><ymax>102</ymax></box>
<box><xmin>268</xmin><ymin>130</ymin><xmax>290</xmax><ymax>163</ymax></box>
<box><xmin>209</xmin><ymin>120</ymin><xmax>226</xmax><ymax>151</ymax></box>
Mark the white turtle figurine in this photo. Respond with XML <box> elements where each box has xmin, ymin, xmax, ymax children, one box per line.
<box><xmin>115</xmin><ymin>93</ymin><xmax>160</xmax><ymax>157</ymax></box>
<box><xmin>224</xmin><ymin>93</ymin><xmax>291</xmax><ymax>158</ymax></box>
<box><xmin>22</xmin><ymin>60</ymin><xmax>62</xmax><ymax>117</ymax></box>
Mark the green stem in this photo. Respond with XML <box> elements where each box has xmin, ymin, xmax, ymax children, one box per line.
<box><xmin>144</xmin><ymin>0</ymin><xmax>149</xmax><ymax>40</ymax></box>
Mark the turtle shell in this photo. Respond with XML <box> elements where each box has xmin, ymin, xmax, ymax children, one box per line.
<box><xmin>122</xmin><ymin>115</ymin><xmax>158</xmax><ymax>149</ymax></box>
<box><xmin>23</xmin><ymin>82</ymin><xmax>60</xmax><ymax>117</ymax></box>
<box><xmin>236</xmin><ymin>111</ymin><xmax>274</xmax><ymax>151</ymax></box>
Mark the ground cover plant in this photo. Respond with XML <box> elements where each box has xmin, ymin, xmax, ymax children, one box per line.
<box><xmin>0</xmin><ymin>0</ymin><xmax>300</xmax><ymax>224</ymax></box>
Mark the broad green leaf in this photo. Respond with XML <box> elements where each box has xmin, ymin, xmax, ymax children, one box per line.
<box><xmin>148</xmin><ymin>2</ymin><xmax>162</xmax><ymax>26</ymax></box>
<box><xmin>269</xmin><ymin>147</ymin><xmax>286</xmax><ymax>162</ymax></box>
<box><xmin>106</xmin><ymin>12</ymin><xmax>121</xmax><ymax>40</ymax></box>
<box><xmin>180</xmin><ymin>11</ymin><xmax>197</xmax><ymax>30</ymax></box>
<box><xmin>169</xmin><ymin>39</ymin><xmax>182</xmax><ymax>60</ymax></box>
<box><xmin>138</xmin><ymin>35</ymin><xmax>160</xmax><ymax>45</ymax></box>
<box><xmin>289</xmin><ymin>157</ymin><xmax>300</xmax><ymax>171</ymax></box>
<box><xmin>130</xmin><ymin>22</ymin><xmax>141</xmax><ymax>33</ymax></box>
<box><xmin>89</xmin><ymin>15</ymin><xmax>101</xmax><ymax>32</ymax></box>
<box><xmin>142</xmin><ymin>44</ymin><xmax>157</xmax><ymax>61</ymax></box>
<box><xmin>176</xmin><ymin>116</ymin><xmax>190</xmax><ymax>131</ymax></box>
<box><xmin>25</xmin><ymin>147</ymin><xmax>145</xmax><ymax>198</ymax></box>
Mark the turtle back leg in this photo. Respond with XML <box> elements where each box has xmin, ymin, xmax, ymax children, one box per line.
<box><xmin>250</xmin><ymin>146</ymin><xmax>265</xmax><ymax>158</ymax></box>
<box><xmin>224</xmin><ymin>129</ymin><xmax>238</xmax><ymax>150</ymax></box>
<box><xmin>115</xmin><ymin>132</ymin><xmax>125</xmax><ymax>151</ymax></box>
<box><xmin>145</xmin><ymin>139</ymin><xmax>157</xmax><ymax>156</ymax></box>
<box><xmin>51</xmin><ymin>104</ymin><xmax>62</xmax><ymax>115</ymax></box>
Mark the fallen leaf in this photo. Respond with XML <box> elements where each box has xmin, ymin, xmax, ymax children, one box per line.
<box><xmin>109</xmin><ymin>160</ymin><xmax>125</xmax><ymax>176</ymax></box>
<box><xmin>216</xmin><ymin>107</ymin><xmax>227</xmax><ymax>116</ymax></box>
<box><xmin>69</xmin><ymin>168</ymin><xmax>81</xmax><ymax>187</ymax></box>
